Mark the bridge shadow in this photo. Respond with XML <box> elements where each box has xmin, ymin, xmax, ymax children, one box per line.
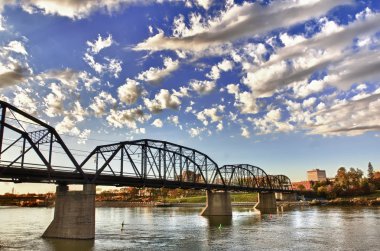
<box><xmin>42</xmin><ymin>238</ymin><xmax>94</xmax><ymax>251</ymax></box>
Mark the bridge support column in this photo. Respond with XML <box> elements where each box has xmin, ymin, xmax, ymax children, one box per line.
<box><xmin>255</xmin><ymin>192</ymin><xmax>276</xmax><ymax>214</ymax></box>
<box><xmin>200</xmin><ymin>190</ymin><xmax>232</xmax><ymax>216</ymax></box>
<box><xmin>275</xmin><ymin>192</ymin><xmax>297</xmax><ymax>201</ymax></box>
<box><xmin>43</xmin><ymin>184</ymin><xmax>96</xmax><ymax>239</ymax></box>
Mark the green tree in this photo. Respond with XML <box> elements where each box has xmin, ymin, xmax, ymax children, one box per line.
<box><xmin>335</xmin><ymin>167</ymin><xmax>348</xmax><ymax>190</ymax></box>
<box><xmin>368</xmin><ymin>162</ymin><xmax>374</xmax><ymax>181</ymax></box>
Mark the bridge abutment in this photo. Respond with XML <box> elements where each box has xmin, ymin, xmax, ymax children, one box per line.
<box><xmin>255</xmin><ymin>192</ymin><xmax>277</xmax><ymax>214</ymax></box>
<box><xmin>200</xmin><ymin>190</ymin><xmax>232</xmax><ymax>216</ymax></box>
<box><xmin>43</xmin><ymin>184</ymin><xmax>96</xmax><ymax>239</ymax></box>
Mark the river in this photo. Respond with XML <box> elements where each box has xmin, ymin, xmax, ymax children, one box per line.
<box><xmin>0</xmin><ymin>206</ymin><xmax>379</xmax><ymax>250</ymax></box>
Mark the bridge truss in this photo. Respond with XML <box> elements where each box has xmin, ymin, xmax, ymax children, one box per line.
<box><xmin>0</xmin><ymin>100</ymin><xmax>292</xmax><ymax>192</ymax></box>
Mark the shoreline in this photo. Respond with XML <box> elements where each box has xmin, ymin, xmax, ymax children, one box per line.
<box><xmin>1</xmin><ymin>197</ymin><xmax>379</xmax><ymax>208</ymax></box>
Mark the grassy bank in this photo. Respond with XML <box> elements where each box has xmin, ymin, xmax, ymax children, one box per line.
<box><xmin>165</xmin><ymin>192</ymin><xmax>258</xmax><ymax>203</ymax></box>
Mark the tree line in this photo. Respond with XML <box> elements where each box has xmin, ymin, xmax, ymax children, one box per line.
<box><xmin>300</xmin><ymin>162</ymin><xmax>380</xmax><ymax>199</ymax></box>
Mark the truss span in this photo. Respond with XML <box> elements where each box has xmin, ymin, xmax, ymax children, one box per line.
<box><xmin>0</xmin><ymin>100</ymin><xmax>293</xmax><ymax>192</ymax></box>
<box><xmin>79</xmin><ymin>139</ymin><xmax>226</xmax><ymax>187</ymax></box>
<box><xmin>0</xmin><ymin>100</ymin><xmax>86</xmax><ymax>183</ymax></box>
<box><xmin>217</xmin><ymin>164</ymin><xmax>272</xmax><ymax>190</ymax></box>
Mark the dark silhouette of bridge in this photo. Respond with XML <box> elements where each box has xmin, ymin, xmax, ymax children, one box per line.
<box><xmin>0</xmin><ymin>100</ymin><xmax>292</xmax><ymax>192</ymax></box>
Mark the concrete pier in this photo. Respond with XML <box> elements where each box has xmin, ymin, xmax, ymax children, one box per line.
<box><xmin>200</xmin><ymin>190</ymin><xmax>232</xmax><ymax>216</ymax></box>
<box><xmin>43</xmin><ymin>184</ymin><xmax>96</xmax><ymax>239</ymax></box>
<box><xmin>275</xmin><ymin>192</ymin><xmax>297</xmax><ymax>201</ymax></box>
<box><xmin>255</xmin><ymin>192</ymin><xmax>277</xmax><ymax>214</ymax></box>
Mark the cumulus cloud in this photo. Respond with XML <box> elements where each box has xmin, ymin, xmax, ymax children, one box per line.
<box><xmin>117</xmin><ymin>78</ymin><xmax>143</xmax><ymax>105</ymax></box>
<box><xmin>90</xmin><ymin>91</ymin><xmax>117</xmax><ymax>117</ymax></box>
<box><xmin>195</xmin><ymin>0</ymin><xmax>212</xmax><ymax>10</ymax></box>
<box><xmin>306</xmin><ymin>92</ymin><xmax>380</xmax><ymax>136</ymax></box>
<box><xmin>134</xmin><ymin>0</ymin><xmax>352</xmax><ymax>52</ymax></box>
<box><xmin>106</xmin><ymin>106</ymin><xmax>150</xmax><ymax>129</ymax></box>
<box><xmin>4</xmin><ymin>41</ymin><xmax>28</xmax><ymax>55</ymax></box>
<box><xmin>0</xmin><ymin>14</ymin><xmax>5</xmax><ymax>31</ymax></box>
<box><xmin>189</xmin><ymin>127</ymin><xmax>205</xmax><ymax>137</ymax></box>
<box><xmin>241</xmin><ymin>127</ymin><xmax>250</xmax><ymax>138</ymax></box>
<box><xmin>190</xmin><ymin>79</ymin><xmax>215</xmax><ymax>95</ymax></box>
<box><xmin>144</xmin><ymin>89</ymin><xmax>181</xmax><ymax>113</ymax></box>
<box><xmin>39</xmin><ymin>68</ymin><xmax>80</xmax><ymax>88</ymax></box>
<box><xmin>248</xmin><ymin>108</ymin><xmax>294</xmax><ymax>135</ymax></box>
<box><xmin>226</xmin><ymin>84</ymin><xmax>259</xmax><ymax>114</ymax></box>
<box><xmin>15</xmin><ymin>0</ymin><xmax>150</xmax><ymax>20</ymax></box>
<box><xmin>87</xmin><ymin>34</ymin><xmax>113</xmax><ymax>54</ymax></box>
<box><xmin>44</xmin><ymin>83</ymin><xmax>65</xmax><ymax>117</ymax></box>
<box><xmin>84</xmin><ymin>34</ymin><xmax>122</xmax><ymax>78</ymax></box>
<box><xmin>167</xmin><ymin>115</ymin><xmax>180</xmax><ymax>127</ymax></box>
<box><xmin>151</xmin><ymin>118</ymin><xmax>163</xmax><ymax>128</ymax></box>
<box><xmin>13</xmin><ymin>87</ymin><xmax>37</xmax><ymax>115</ymax></box>
<box><xmin>0</xmin><ymin>64</ymin><xmax>29</xmax><ymax>88</ymax></box>
<box><xmin>137</xmin><ymin>57</ymin><xmax>179</xmax><ymax>85</ymax></box>
<box><xmin>196</xmin><ymin>107</ymin><xmax>222</xmax><ymax>125</ymax></box>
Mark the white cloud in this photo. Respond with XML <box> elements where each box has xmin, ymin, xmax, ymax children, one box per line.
<box><xmin>106</xmin><ymin>58</ymin><xmax>122</xmax><ymax>78</ymax></box>
<box><xmin>134</xmin><ymin>1</ymin><xmax>352</xmax><ymax>52</ymax></box>
<box><xmin>44</xmin><ymin>83</ymin><xmax>65</xmax><ymax>117</ymax></box>
<box><xmin>241</xmin><ymin>127</ymin><xmax>250</xmax><ymax>138</ymax></box>
<box><xmin>196</xmin><ymin>107</ymin><xmax>222</xmax><ymax>125</ymax></box>
<box><xmin>0</xmin><ymin>14</ymin><xmax>6</xmax><ymax>31</ymax></box>
<box><xmin>106</xmin><ymin>106</ymin><xmax>150</xmax><ymax>129</ymax></box>
<box><xmin>77</xmin><ymin>129</ymin><xmax>91</xmax><ymax>144</ymax></box>
<box><xmin>0</xmin><ymin>64</ymin><xmax>29</xmax><ymax>88</ymax></box>
<box><xmin>218</xmin><ymin>59</ymin><xmax>233</xmax><ymax>72</ymax></box>
<box><xmin>39</xmin><ymin>68</ymin><xmax>80</xmax><ymax>88</ymax></box>
<box><xmin>249</xmin><ymin>108</ymin><xmax>294</xmax><ymax>134</ymax></box>
<box><xmin>144</xmin><ymin>89</ymin><xmax>181</xmax><ymax>113</ymax></box>
<box><xmin>226</xmin><ymin>85</ymin><xmax>259</xmax><ymax>114</ymax></box>
<box><xmin>86</xmin><ymin>34</ymin><xmax>113</xmax><ymax>54</ymax></box>
<box><xmin>167</xmin><ymin>115</ymin><xmax>180</xmax><ymax>126</ymax></box>
<box><xmin>137</xmin><ymin>57</ymin><xmax>179</xmax><ymax>85</ymax></box>
<box><xmin>190</xmin><ymin>79</ymin><xmax>215</xmax><ymax>95</ymax></box>
<box><xmin>90</xmin><ymin>91</ymin><xmax>117</xmax><ymax>117</ymax></box>
<box><xmin>305</xmin><ymin>92</ymin><xmax>380</xmax><ymax>136</ymax></box>
<box><xmin>189</xmin><ymin>127</ymin><xmax>205</xmax><ymax>137</ymax></box>
<box><xmin>195</xmin><ymin>0</ymin><xmax>212</xmax><ymax>10</ymax></box>
<box><xmin>5</xmin><ymin>41</ymin><xmax>28</xmax><ymax>55</ymax></box>
<box><xmin>15</xmin><ymin>0</ymin><xmax>156</xmax><ymax>20</ymax></box>
<box><xmin>13</xmin><ymin>87</ymin><xmax>37</xmax><ymax>115</ymax></box>
<box><xmin>117</xmin><ymin>78</ymin><xmax>142</xmax><ymax>105</ymax></box>
<box><xmin>151</xmin><ymin>118</ymin><xmax>163</xmax><ymax>128</ymax></box>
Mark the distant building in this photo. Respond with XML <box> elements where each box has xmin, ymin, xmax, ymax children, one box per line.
<box><xmin>292</xmin><ymin>181</ymin><xmax>314</xmax><ymax>190</ymax></box>
<box><xmin>307</xmin><ymin>169</ymin><xmax>327</xmax><ymax>182</ymax></box>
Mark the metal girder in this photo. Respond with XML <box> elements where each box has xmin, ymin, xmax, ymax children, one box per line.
<box><xmin>0</xmin><ymin>100</ymin><xmax>87</xmax><ymax>182</ymax></box>
<box><xmin>0</xmin><ymin>100</ymin><xmax>293</xmax><ymax>192</ymax></box>
<box><xmin>79</xmin><ymin>139</ymin><xmax>226</xmax><ymax>187</ymax></box>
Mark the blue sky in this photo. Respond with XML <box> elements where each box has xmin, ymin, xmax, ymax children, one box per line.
<box><xmin>1</xmin><ymin>0</ymin><xmax>380</xmax><ymax>193</ymax></box>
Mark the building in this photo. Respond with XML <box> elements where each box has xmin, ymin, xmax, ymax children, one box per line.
<box><xmin>307</xmin><ymin>169</ymin><xmax>327</xmax><ymax>182</ymax></box>
<box><xmin>292</xmin><ymin>180</ymin><xmax>314</xmax><ymax>190</ymax></box>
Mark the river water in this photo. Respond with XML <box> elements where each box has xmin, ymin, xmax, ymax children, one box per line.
<box><xmin>0</xmin><ymin>206</ymin><xmax>379</xmax><ymax>250</ymax></box>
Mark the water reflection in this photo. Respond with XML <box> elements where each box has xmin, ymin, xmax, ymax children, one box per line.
<box><xmin>204</xmin><ymin>216</ymin><xmax>233</xmax><ymax>227</ymax></box>
<box><xmin>43</xmin><ymin>238</ymin><xmax>94</xmax><ymax>251</ymax></box>
<box><xmin>0</xmin><ymin>206</ymin><xmax>379</xmax><ymax>251</ymax></box>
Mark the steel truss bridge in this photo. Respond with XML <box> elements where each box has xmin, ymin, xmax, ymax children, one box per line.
<box><xmin>0</xmin><ymin>100</ymin><xmax>292</xmax><ymax>192</ymax></box>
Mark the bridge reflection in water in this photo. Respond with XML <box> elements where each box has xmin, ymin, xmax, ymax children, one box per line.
<box><xmin>0</xmin><ymin>100</ymin><xmax>295</xmax><ymax>239</ymax></box>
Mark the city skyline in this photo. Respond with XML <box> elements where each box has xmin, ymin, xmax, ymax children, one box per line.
<box><xmin>1</xmin><ymin>0</ymin><xmax>380</xmax><ymax>193</ymax></box>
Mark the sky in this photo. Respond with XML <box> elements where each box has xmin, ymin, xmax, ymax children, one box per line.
<box><xmin>1</xmin><ymin>0</ymin><xmax>380</xmax><ymax>194</ymax></box>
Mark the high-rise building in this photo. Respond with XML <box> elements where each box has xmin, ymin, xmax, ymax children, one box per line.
<box><xmin>307</xmin><ymin>169</ymin><xmax>327</xmax><ymax>182</ymax></box>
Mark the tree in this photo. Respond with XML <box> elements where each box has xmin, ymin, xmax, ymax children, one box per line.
<box><xmin>335</xmin><ymin>167</ymin><xmax>348</xmax><ymax>190</ymax></box>
<box><xmin>368</xmin><ymin>162</ymin><xmax>374</xmax><ymax>181</ymax></box>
